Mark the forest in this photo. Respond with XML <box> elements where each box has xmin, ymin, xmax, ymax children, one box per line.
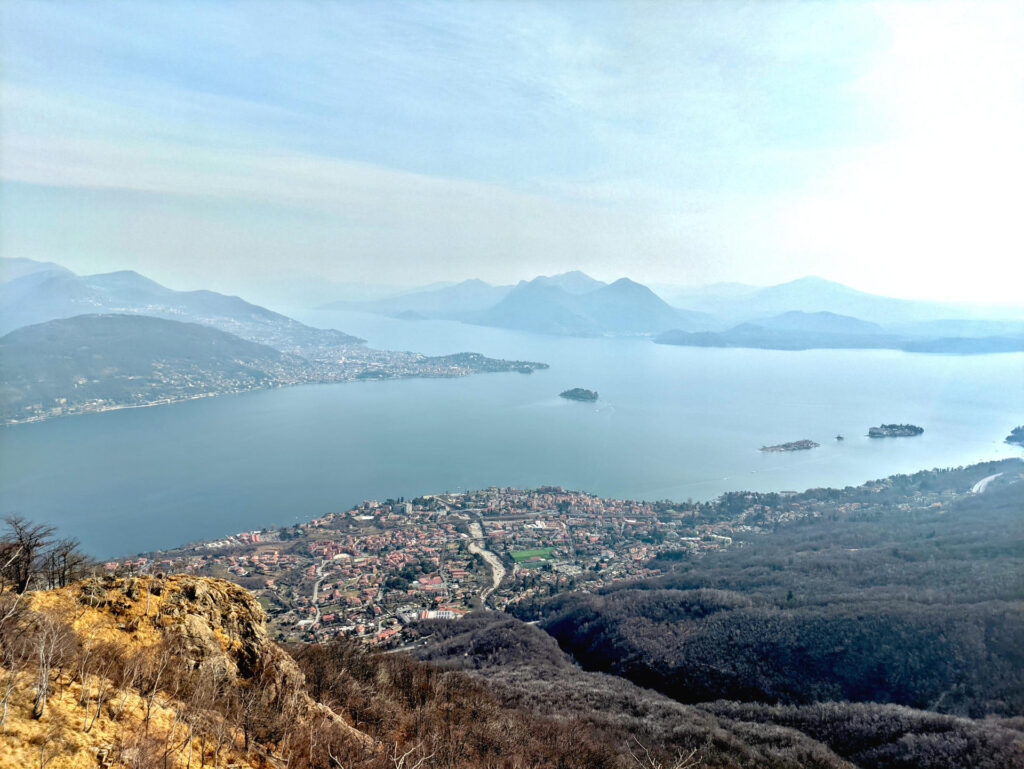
<box><xmin>486</xmin><ymin>463</ymin><xmax>1024</xmax><ymax>767</ymax></box>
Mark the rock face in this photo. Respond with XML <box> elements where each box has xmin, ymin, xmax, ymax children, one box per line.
<box><xmin>71</xmin><ymin>574</ymin><xmax>270</xmax><ymax>678</ymax></box>
<box><xmin>70</xmin><ymin>574</ymin><xmax>371</xmax><ymax>744</ymax></box>
<box><xmin>4</xmin><ymin>574</ymin><xmax>372</xmax><ymax>769</ymax></box>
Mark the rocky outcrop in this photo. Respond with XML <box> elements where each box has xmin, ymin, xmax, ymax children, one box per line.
<box><xmin>68</xmin><ymin>575</ymin><xmax>373</xmax><ymax>747</ymax></box>
<box><xmin>3</xmin><ymin>574</ymin><xmax>372</xmax><ymax>769</ymax></box>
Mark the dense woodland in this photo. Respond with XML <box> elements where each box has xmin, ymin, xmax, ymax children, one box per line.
<box><xmin>411</xmin><ymin>611</ymin><xmax>1023</xmax><ymax>769</ymax></box>
<box><xmin>476</xmin><ymin>461</ymin><xmax>1024</xmax><ymax>767</ymax></box>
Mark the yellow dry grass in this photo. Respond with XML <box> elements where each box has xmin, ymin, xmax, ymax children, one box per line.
<box><xmin>28</xmin><ymin>576</ymin><xmax>252</xmax><ymax>665</ymax></box>
<box><xmin>0</xmin><ymin>668</ymin><xmax>258</xmax><ymax>769</ymax></box>
<box><xmin>2</xmin><ymin>577</ymin><xmax>266</xmax><ymax>769</ymax></box>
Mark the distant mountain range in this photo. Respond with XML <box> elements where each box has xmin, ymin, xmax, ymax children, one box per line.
<box><xmin>0</xmin><ymin>258</ymin><xmax>364</xmax><ymax>354</ymax></box>
<box><xmin>320</xmin><ymin>270</ymin><xmax>1024</xmax><ymax>341</ymax></box>
<box><xmin>475</xmin><ymin>276</ymin><xmax>709</xmax><ymax>336</ymax></box>
<box><xmin>321</xmin><ymin>270</ymin><xmax>608</xmax><ymax>321</ymax></box>
<box><xmin>6</xmin><ymin>260</ymin><xmax>1021</xmax><ymax>406</ymax></box>
<box><xmin>322</xmin><ymin>271</ymin><xmax>709</xmax><ymax>336</ymax></box>
<box><xmin>657</xmin><ymin>275</ymin><xmax>1024</xmax><ymax>325</ymax></box>
<box><xmin>655</xmin><ymin>310</ymin><xmax>1024</xmax><ymax>354</ymax></box>
<box><xmin>0</xmin><ymin>260</ymin><xmax>549</xmax><ymax>423</ymax></box>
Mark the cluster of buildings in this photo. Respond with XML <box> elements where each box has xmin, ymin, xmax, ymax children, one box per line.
<box><xmin>108</xmin><ymin>475</ymin><xmax>971</xmax><ymax>645</ymax></box>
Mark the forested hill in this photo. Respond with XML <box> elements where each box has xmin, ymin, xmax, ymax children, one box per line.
<box><xmin>0</xmin><ymin>314</ymin><xmax>308</xmax><ymax>423</ymax></box>
<box><xmin>512</xmin><ymin>461</ymin><xmax>1024</xmax><ymax>721</ymax></box>
<box><xmin>0</xmin><ymin>314</ymin><xmax>549</xmax><ymax>424</ymax></box>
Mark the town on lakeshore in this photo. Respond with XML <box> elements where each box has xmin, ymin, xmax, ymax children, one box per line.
<box><xmin>103</xmin><ymin>460</ymin><xmax>1019</xmax><ymax>646</ymax></box>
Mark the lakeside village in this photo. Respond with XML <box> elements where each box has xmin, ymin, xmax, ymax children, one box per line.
<box><xmin>104</xmin><ymin>466</ymin><xmax>1009</xmax><ymax>646</ymax></box>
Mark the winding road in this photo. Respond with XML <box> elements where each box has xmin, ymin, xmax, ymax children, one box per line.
<box><xmin>468</xmin><ymin>522</ymin><xmax>505</xmax><ymax>606</ymax></box>
<box><xmin>310</xmin><ymin>559</ymin><xmax>328</xmax><ymax>625</ymax></box>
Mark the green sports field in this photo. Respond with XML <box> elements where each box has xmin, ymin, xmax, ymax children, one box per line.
<box><xmin>510</xmin><ymin>547</ymin><xmax>555</xmax><ymax>562</ymax></box>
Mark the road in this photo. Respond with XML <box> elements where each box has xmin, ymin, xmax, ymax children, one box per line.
<box><xmin>468</xmin><ymin>522</ymin><xmax>505</xmax><ymax>607</ymax></box>
<box><xmin>310</xmin><ymin>559</ymin><xmax>328</xmax><ymax>625</ymax></box>
<box><xmin>971</xmin><ymin>473</ymin><xmax>1003</xmax><ymax>494</ymax></box>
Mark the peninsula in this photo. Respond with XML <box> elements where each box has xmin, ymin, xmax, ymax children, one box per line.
<box><xmin>868</xmin><ymin>423</ymin><xmax>924</xmax><ymax>438</ymax></box>
<box><xmin>0</xmin><ymin>315</ymin><xmax>549</xmax><ymax>425</ymax></box>
<box><xmin>760</xmin><ymin>439</ymin><xmax>819</xmax><ymax>452</ymax></box>
<box><xmin>560</xmin><ymin>388</ymin><xmax>598</xmax><ymax>402</ymax></box>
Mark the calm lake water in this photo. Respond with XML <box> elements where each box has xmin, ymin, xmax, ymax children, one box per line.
<box><xmin>2</xmin><ymin>310</ymin><xmax>1022</xmax><ymax>557</ymax></box>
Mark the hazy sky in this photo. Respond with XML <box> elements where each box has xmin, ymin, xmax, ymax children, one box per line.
<box><xmin>2</xmin><ymin>1</ymin><xmax>1022</xmax><ymax>303</ymax></box>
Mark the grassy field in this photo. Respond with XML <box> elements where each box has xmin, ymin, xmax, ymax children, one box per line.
<box><xmin>510</xmin><ymin>547</ymin><xmax>555</xmax><ymax>562</ymax></box>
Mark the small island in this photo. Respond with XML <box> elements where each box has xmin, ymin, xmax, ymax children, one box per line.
<box><xmin>760</xmin><ymin>439</ymin><xmax>819</xmax><ymax>452</ymax></box>
<box><xmin>560</xmin><ymin>388</ymin><xmax>599</xmax><ymax>402</ymax></box>
<box><xmin>1006</xmin><ymin>426</ymin><xmax>1024</xmax><ymax>447</ymax></box>
<box><xmin>868</xmin><ymin>424</ymin><xmax>924</xmax><ymax>438</ymax></box>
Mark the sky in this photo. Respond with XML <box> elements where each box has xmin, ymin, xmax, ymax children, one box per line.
<box><xmin>2</xmin><ymin>1</ymin><xmax>1023</xmax><ymax>304</ymax></box>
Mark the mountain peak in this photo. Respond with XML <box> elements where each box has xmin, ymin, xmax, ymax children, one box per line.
<box><xmin>86</xmin><ymin>269</ymin><xmax>169</xmax><ymax>292</ymax></box>
<box><xmin>771</xmin><ymin>275</ymin><xmax>863</xmax><ymax>293</ymax></box>
<box><xmin>601</xmin><ymin>277</ymin><xmax>660</xmax><ymax>297</ymax></box>
<box><xmin>527</xmin><ymin>271</ymin><xmax>606</xmax><ymax>295</ymax></box>
<box><xmin>608</xmin><ymin>277</ymin><xmax>644</xmax><ymax>288</ymax></box>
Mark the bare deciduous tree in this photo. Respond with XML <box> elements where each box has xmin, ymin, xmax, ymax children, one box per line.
<box><xmin>627</xmin><ymin>737</ymin><xmax>701</xmax><ymax>769</ymax></box>
<box><xmin>1</xmin><ymin>516</ymin><xmax>55</xmax><ymax>594</ymax></box>
<box><xmin>29</xmin><ymin>609</ymin><xmax>73</xmax><ymax>720</ymax></box>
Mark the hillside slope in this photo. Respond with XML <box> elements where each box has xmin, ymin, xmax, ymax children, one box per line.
<box><xmin>3</xmin><ymin>573</ymin><xmax>873</xmax><ymax>769</ymax></box>
<box><xmin>0</xmin><ymin>264</ymin><xmax>363</xmax><ymax>353</ymax></box>
<box><xmin>410</xmin><ymin>612</ymin><xmax>1024</xmax><ymax>769</ymax></box>
<box><xmin>0</xmin><ymin>574</ymin><xmax>369</xmax><ymax>769</ymax></box>
<box><xmin>0</xmin><ymin>314</ymin><xmax>549</xmax><ymax>424</ymax></box>
<box><xmin>0</xmin><ymin>314</ymin><xmax>310</xmax><ymax>423</ymax></box>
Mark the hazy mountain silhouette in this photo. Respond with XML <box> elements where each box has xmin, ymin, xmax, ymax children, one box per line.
<box><xmin>668</xmin><ymin>275</ymin><xmax>1022</xmax><ymax>324</ymax></box>
<box><xmin>0</xmin><ymin>256</ymin><xmax>74</xmax><ymax>283</ymax></box>
<box><xmin>755</xmin><ymin>310</ymin><xmax>884</xmax><ymax>335</ymax></box>
<box><xmin>475</xmin><ymin>275</ymin><xmax>709</xmax><ymax>336</ymax></box>
<box><xmin>0</xmin><ymin>262</ymin><xmax>363</xmax><ymax>352</ymax></box>
<box><xmin>528</xmin><ymin>270</ymin><xmax>607</xmax><ymax>294</ymax></box>
<box><xmin>319</xmin><ymin>271</ymin><xmax>609</xmax><ymax>320</ymax></box>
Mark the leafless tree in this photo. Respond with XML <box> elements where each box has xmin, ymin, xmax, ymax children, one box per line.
<box><xmin>35</xmin><ymin>714</ymin><xmax>70</xmax><ymax>768</ymax></box>
<box><xmin>109</xmin><ymin>647</ymin><xmax>144</xmax><ymax>722</ymax></box>
<box><xmin>82</xmin><ymin>642</ymin><xmax>120</xmax><ymax>733</ymax></box>
<box><xmin>142</xmin><ymin>640</ymin><xmax>174</xmax><ymax>730</ymax></box>
<box><xmin>117</xmin><ymin>727</ymin><xmax>165</xmax><ymax>769</ymax></box>
<box><xmin>42</xmin><ymin>537</ymin><xmax>92</xmax><ymax>589</ymax></box>
<box><xmin>627</xmin><ymin>737</ymin><xmax>701</xmax><ymax>769</ymax></box>
<box><xmin>389</xmin><ymin>741</ymin><xmax>435</xmax><ymax>769</ymax></box>
<box><xmin>1</xmin><ymin>515</ymin><xmax>55</xmax><ymax>594</ymax></box>
<box><xmin>0</xmin><ymin>614</ymin><xmax>29</xmax><ymax>731</ymax></box>
<box><xmin>29</xmin><ymin>609</ymin><xmax>73</xmax><ymax>719</ymax></box>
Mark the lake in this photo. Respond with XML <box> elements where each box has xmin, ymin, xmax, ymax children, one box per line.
<box><xmin>2</xmin><ymin>309</ymin><xmax>1021</xmax><ymax>557</ymax></box>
